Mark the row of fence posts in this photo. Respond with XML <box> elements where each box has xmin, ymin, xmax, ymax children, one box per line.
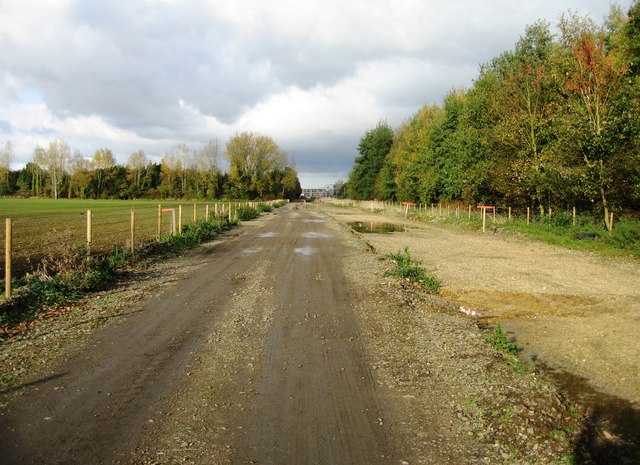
<box><xmin>3</xmin><ymin>202</ymin><xmax>264</xmax><ymax>299</ymax></box>
<box><xmin>354</xmin><ymin>200</ymin><xmax>608</xmax><ymax>234</ymax></box>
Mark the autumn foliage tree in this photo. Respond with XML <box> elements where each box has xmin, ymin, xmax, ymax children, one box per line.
<box><xmin>346</xmin><ymin>4</ymin><xmax>640</xmax><ymax>225</ymax></box>
<box><xmin>225</xmin><ymin>132</ymin><xmax>297</xmax><ymax>199</ymax></box>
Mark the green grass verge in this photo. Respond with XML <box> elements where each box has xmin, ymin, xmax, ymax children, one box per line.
<box><xmin>0</xmin><ymin>216</ymin><xmax>239</xmax><ymax>338</ymax></box>
<box><xmin>430</xmin><ymin>213</ymin><xmax>640</xmax><ymax>258</ymax></box>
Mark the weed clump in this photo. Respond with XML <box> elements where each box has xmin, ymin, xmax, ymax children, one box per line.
<box><xmin>485</xmin><ymin>324</ymin><xmax>529</xmax><ymax>373</ymax></box>
<box><xmin>257</xmin><ymin>203</ymin><xmax>273</xmax><ymax>213</ymax></box>
<box><xmin>384</xmin><ymin>246</ymin><xmax>440</xmax><ymax>293</ymax></box>
<box><xmin>485</xmin><ymin>323</ymin><xmax>518</xmax><ymax>355</ymax></box>
<box><xmin>236</xmin><ymin>206</ymin><xmax>259</xmax><ymax>221</ymax></box>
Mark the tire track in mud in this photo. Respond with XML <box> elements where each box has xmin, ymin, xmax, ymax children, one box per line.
<box><xmin>133</xmin><ymin>207</ymin><xmax>401</xmax><ymax>464</ymax></box>
<box><xmin>232</xmin><ymin>211</ymin><xmax>397</xmax><ymax>464</ymax></box>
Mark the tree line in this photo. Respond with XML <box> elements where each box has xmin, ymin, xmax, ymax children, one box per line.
<box><xmin>347</xmin><ymin>3</ymin><xmax>640</xmax><ymax>229</ymax></box>
<box><xmin>0</xmin><ymin>132</ymin><xmax>301</xmax><ymax>201</ymax></box>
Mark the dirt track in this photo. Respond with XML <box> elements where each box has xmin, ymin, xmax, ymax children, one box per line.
<box><xmin>0</xmin><ymin>205</ymin><xmax>405</xmax><ymax>464</ymax></box>
<box><xmin>2</xmin><ymin>203</ymin><xmax>632</xmax><ymax>464</ymax></box>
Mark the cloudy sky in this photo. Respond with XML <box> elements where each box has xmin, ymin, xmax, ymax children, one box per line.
<box><xmin>0</xmin><ymin>0</ymin><xmax>627</xmax><ymax>187</ymax></box>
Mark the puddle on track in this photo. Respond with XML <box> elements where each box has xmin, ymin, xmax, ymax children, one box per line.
<box><xmin>303</xmin><ymin>232</ymin><xmax>332</xmax><ymax>239</ymax></box>
<box><xmin>303</xmin><ymin>219</ymin><xmax>326</xmax><ymax>223</ymax></box>
<box><xmin>494</xmin><ymin>315</ymin><xmax>640</xmax><ymax>461</ymax></box>
<box><xmin>348</xmin><ymin>221</ymin><xmax>405</xmax><ymax>234</ymax></box>
<box><xmin>294</xmin><ymin>246</ymin><xmax>316</xmax><ymax>256</ymax></box>
<box><xmin>241</xmin><ymin>247</ymin><xmax>263</xmax><ymax>256</ymax></box>
<box><xmin>521</xmin><ymin>355</ymin><xmax>640</xmax><ymax>462</ymax></box>
<box><xmin>257</xmin><ymin>232</ymin><xmax>277</xmax><ymax>238</ymax></box>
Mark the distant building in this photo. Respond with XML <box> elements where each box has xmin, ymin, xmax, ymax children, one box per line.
<box><xmin>301</xmin><ymin>187</ymin><xmax>334</xmax><ymax>199</ymax></box>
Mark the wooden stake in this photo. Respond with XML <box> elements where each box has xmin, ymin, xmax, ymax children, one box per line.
<box><xmin>527</xmin><ymin>207</ymin><xmax>530</xmax><ymax>225</ymax></box>
<box><xmin>5</xmin><ymin>218</ymin><xmax>11</xmax><ymax>298</ymax></box>
<box><xmin>508</xmin><ymin>207</ymin><xmax>512</xmax><ymax>221</ymax></box>
<box><xmin>130</xmin><ymin>208</ymin><xmax>135</xmax><ymax>259</ymax></box>
<box><xmin>482</xmin><ymin>208</ymin><xmax>486</xmax><ymax>233</ymax></box>
<box><xmin>468</xmin><ymin>205</ymin><xmax>471</xmax><ymax>219</ymax></box>
<box><xmin>193</xmin><ymin>204</ymin><xmax>197</xmax><ymax>223</ymax></box>
<box><xmin>573</xmin><ymin>207</ymin><xmax>576</xmax><ymax>227</ymax></box>
<box><xmin>178</xmin><ymin>205</ymin><xmax>183</xmax><ymax>235</ymax></box>
<box><xmin>86</xmin><ymin>209</ymin><xmax>92</xmax><ymax>252</ymax></box>
<box><xmin>205</xmin><ymin>204</ymin><xmax>210</xmax><ymax>221</ymax></box>
<box><xmin>157</xmin><ymin>204</ymin><xmax>162</xmax><ymax>239</ymax></box>
<box><xmin>610</xmin><ymin>212</ymin><xmax>614</xmax><ymax>232</ymax></box>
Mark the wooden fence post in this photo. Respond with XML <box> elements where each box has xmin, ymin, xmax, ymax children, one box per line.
<box><xmin>573</xmin><ymin>207</ymin><xmax>576</xmax><ymax>227</ymax></box>
<box><xmin>482</xmin><ymin>208</ymin><xmax>487</xmax><ymax>233</ymax></box>
<box><xmin>548</xmin><ymin>207</ymin><xmax>552</xmax><ymax>225</ymax></box>
<box><xmin>5</xmin><ymin>218</ymin><xmax>11</xmax><ymax>298</ymax></box>
<box><xmin>508</xmin><ymin>207</ymin><xmax>512</xmax><ymax>221</ymax></box>
<box><xmin>157</xmin><ymin>204</ymin><xmax>162</xmax><ymax>240</ymax></box>
<box><xmin>527</xmin><ymin>207</ymin><xmax>530</xmax><ymax>225</ymax></box>
<box><xmin>609</xmin><ymin>212</ymin><xmax>614</xmax><ymax>232</ymax></box>
<box><xmin>130</xmin><ymin>208</ymin><xmax>136</xmax><ymax>259</ymax></box>
<box><xmin>206</xmin><ymin>204</ymin><xmax>210</xmax><ymax>221</ymax></box>
<box><xmin>468</xmin><ymin>205</ymin><xmax>471</xmax><ymax>219</ymax></box>
<box><xmin>178</xmin><ymin>205</ymin><xmax>183</xmax><ymax>235</ymax></box>
<box><xmin>193</xmin><ymin>204</ymin><xmax>197</xmax><ymax>223</ymax></box>
<box><xmin>86</xmin><ymin>209</ymin><xmax>92</xmax><ymax>253</ymax></box>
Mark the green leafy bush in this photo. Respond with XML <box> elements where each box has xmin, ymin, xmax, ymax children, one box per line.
<box><xmin>236</xmin><ymin>206</ymin><xmax>259</xmax><ymax>221</ymax></box>
<box><xmin>607</xmin><ymin>218</ymin><xmax>640</xmax><ymax>252</ymax></box>
<box><xmin>257</xmin><ymin>203</ymin><xmax>273</xmax><ymax>213</ymax></box>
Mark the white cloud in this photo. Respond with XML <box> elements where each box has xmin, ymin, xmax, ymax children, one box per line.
<box><xmin>0</xmin><ymin>0</ymin><xmax>629</xmax><ymax>183</ymax></box>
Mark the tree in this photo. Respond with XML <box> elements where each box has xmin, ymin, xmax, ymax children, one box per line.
<box><xmin>559</xmin><ymin>13</ymin><xmax>628</xmax><ymax>230</ymax></box>
<box><xmin>225</xmin><ymin>131</ymin><xmax>291</xmax><ymax>199</ymax></box>
<box><xmin>36</xmin><ymin>140</ymin><xmax>71</xmax><ymax>199</ymax></box>
<box><xmin>92</xmin><ymin>148</ymin><xmax>116</xmax><ymax>198</ymax></box>
<box><xmin>489</xmin><ymin>21</ymin><xmax>559</xmax><ymax>206</ymax></box>
<box><xmin>0</xmin><ymin>141</ymin><xmax>13</xmax><ymax>195</ymax></box>
<box><xmin>127</xmin><ymin>149</ymin><xmax>149</xmax><ymax>194</ymax></box>
<box><xmin>347</xmin><ymin>121</ymin><xmax>394</xmax><ymax>200</ymax></box>
<box><xmin>390</xmin><ymin>105</ymin><xmax>443</xmax><ymax>203</ymax></box>
<box><xmin>194</xmin><ymin>140</ymin><xmax>220</xmax><ymax>198</ymax></box>
<box><xmin>68</xmin><ymin>151</ymin><xmax>93</xmax><ymax>199</ymax></box>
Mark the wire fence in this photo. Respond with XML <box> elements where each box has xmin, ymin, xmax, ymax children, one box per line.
<box><xmin>322</xmin><ymin>199</ymin><xmax>606</xmax><ymax>230</ymax></box>
<box><xmin>2</xmin><ymin>201</ymin><xmax>276</xmax><ymax>297</ymax></box>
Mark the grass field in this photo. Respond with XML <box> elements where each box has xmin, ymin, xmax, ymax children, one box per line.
<box><xmin>0</xmin><ymin>198</ymin><xmax>243</xmax><ymax>277</ymax></box>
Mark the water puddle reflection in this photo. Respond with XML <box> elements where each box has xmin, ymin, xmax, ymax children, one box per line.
<box><xmin>303</xmin><ymin>232</ymin><xmax>332</xmax><ymax>239</ymax></box>
<box><xmin>241</xmin><ymin>247</ymin><xmax>263</xmax><ymax>256</ymax></box>
<box><xmin>348</xmin><ymin>221</ymin><xmax>405</xmax><ymax>234</ymax></box>
<box><xmin>294</xmin><ymin>246</ymin><xmax>316</xmax><ymax>256</ymax></box>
